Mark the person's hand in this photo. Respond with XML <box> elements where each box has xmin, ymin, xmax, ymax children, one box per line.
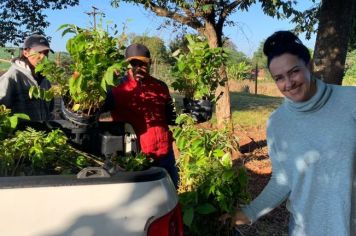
<box><xmin>132</xmin><ymin>65</ymin><xmax>149</xmax><ymax>81</ymax></box>
<box><xmin>232</xmin><ymin>210</ymin><xmax>251</xmax><ymax>225</ymax></box>
<box><xmin>220</xmin><ymin>209</ymin><xmax>251</xmax><ymax>226</ymax></box>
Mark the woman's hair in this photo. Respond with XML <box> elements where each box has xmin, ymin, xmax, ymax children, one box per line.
<box><xmin>263</xmin><ymin>31</ymin><xmax>311</xmax><ymax>67</ymax></box>
<box><xmin>12</xmin><ymin>49</ymin><xmax>30</xmax><ymax>65</ymax></box>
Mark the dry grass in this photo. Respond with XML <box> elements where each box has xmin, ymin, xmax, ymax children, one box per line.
<box><xmin>229</xmin><ymin>79</ymin><xmax>282</xmax><ymax>97</ymax></box>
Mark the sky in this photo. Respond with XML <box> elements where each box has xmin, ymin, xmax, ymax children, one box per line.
<box><xmin>44</xmin><ymin>1</ymin><xmax>319</xmax><ymax>58</ymax></box>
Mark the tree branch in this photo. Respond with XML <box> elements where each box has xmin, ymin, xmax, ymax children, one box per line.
<box><xmin>147</xmin><ymin>1</ymin><xmax>203</xmax><ymax>30</ymax></box>
<box><xmin>222</xmin><ymin>0</ymin><xmax>240</xmax><ymax>19</ymax></box>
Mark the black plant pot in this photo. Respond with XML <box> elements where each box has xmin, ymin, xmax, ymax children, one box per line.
<box><xmin>183</xmin><ymin>98</ymin><xmax>213</xmax><ymax>123</ymax></box>
<box><xmin>57</xmin><ymin>99</ymin><xmax>125</xmax><ymax>157</ymax></box>
<box><xmin>60</xmin><ymin>99</ymin><xmax>97</xmax><ymax>127</ymax></box>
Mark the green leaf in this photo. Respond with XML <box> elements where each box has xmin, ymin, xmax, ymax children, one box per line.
<box><xmin>29</xmin><ymin>86</ymin><xmax>41</xmax><ymax>99</ymax></box>
<box><xmin>8</xmin><ymin>116</ymin><xmax>18</xmax><ymax>129</ymax></box>
<box><xmin>202</xmin><ymin>4</ymin><xmax>213</xmax><ymax>11</ymax></box>
<box><xmin>183</xmin><ymin>207</ymin><xmax>194</xmax><ymax>227</ymax></box>
<box><xmin>176</xmin><ymin>136</ymin><xmax>188</xmax><ymax>150</ymax></box>
<box><xmin>44</xmin><ymin>90</ymin><xmax>54</xmax><ymax>102</ymax></box>
<box><xmin>72</xmin><ymin>104</ymin><xmax>80</xmax><ymax>111</ymax></box>
<box><xmin>213</xmin><ymin>149</ymin><xmax>225</xmax><ymax>158</ymax></box>
<box><xmin>13</xmin><ymin>113</ymin><xmax>30</xmax><ymax>120</ymax></box>
<box><xmin>28</xmin><ymin>86</ymin><xmax>35</xmax><ymax>99</ymax></box>
<box><xmin>221</xmin><ymin>153</ymin><xmax>232</xmax><ymax>167</ymax></box>
<box><xmin>196</xmin><ymin>203</ymin><xmax>216</xmax><ymax>215</ymax></box>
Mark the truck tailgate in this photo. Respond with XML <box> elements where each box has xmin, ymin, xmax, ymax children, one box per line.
<box><xmin>0</xmin><ymin>168</ymin><xmax>178</xmax><ymax>236</ymax></box>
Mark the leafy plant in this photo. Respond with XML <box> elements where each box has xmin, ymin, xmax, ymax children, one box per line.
<box><xmin>31</xmin><ymin>23</ymin><xmax>129</xmax><ymax>115</ymax></box>
<box><xmin>0</xmin><ymin>126</ymin><xmax>99</xmax><ymax>177</ymax></box>
<box><xmin>172</xmin><ymin>114</ymin><xmax>249</xmax><ymax>235</ymax></box>
<box><xmin>0</xmin><ymin>105</ymin><xmax>29</xmax><ymax>140</ymax></box>
<box><xmin>30</xmin><ymin>57</ymin><xmax>71</xmax><ymax>101</ymax></box>
<box><xmin>112</xmin><ymin>152</ymin><xmax>154</xmax><ymax>171</ymax></box>
<box><xmin>171</xmin><ymin>34</ymin><xmax>227</xmax><ymax>101</ymax></box>
<box><xmin>226</xmin><ymin>61</ymin><xmax>252</xmax><ymax>81</ymax></box>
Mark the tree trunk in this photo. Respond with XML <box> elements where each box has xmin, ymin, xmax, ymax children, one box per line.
<box><xmin>313</xmin><ymin>0</ymin><xmax>355</xmax><ymax>85</ymax></box>
<box><xmin>204</xmin><ymin>22</ymin><xmax>232</xmax><ymax>129</ymax></box>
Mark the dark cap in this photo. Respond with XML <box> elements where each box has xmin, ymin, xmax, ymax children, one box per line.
<box><xmin>23</xmin><ymin>34</ymin><xmax>53</xmax><ymax>53</ymax></box>
<box><xmin>125</xmin><ymin>43</ymin><xmax>150</xmax><ymax>63</ymax></box>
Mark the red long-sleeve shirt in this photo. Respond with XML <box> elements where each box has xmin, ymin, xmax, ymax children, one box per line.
<box><xmin>110</xmin><ymin>72</ymin><xmax>173</xmax><ymax>159</ymax></box>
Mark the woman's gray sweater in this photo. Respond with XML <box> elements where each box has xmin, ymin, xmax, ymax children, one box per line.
<box><xmin>243</xmin><ymin>79</ymin><xmax>356</xmax><ymax>236</ymax></box>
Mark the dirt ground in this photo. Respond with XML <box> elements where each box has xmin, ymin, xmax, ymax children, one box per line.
<box><xmin>234</xmin><ymin>128</ymin><xmax>289</xmax><ymax>236</ymax></box>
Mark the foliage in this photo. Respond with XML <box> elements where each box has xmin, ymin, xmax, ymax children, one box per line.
<box><xmin>29</xmin><ymin>57</ymin><xmax>70</xmax><ymax>102</ymax></box>
<box><xmin>112</xmin><ymin>152</ymin><xmax>154</xmax><ymax>171</ymax></box>
<box><xmin>172</xmin><ymin>114</ymin><xmax>249</xmax><ymax>235</ymax></box>
<box><xmin>111</xmin><ymin>0</ymin><xmax>320</xmax><ymax>127</ymax></box>
<box><xmin>171</xmin><ymin>34</ymin><xmax>227</xmax><ymax>100</ymax></box>
<box><xmin>226</xmin><ymin>62</ymin><xmax>252</xmax><ymax>81</ymax></box>
<box><xmin>130</xmin><ymin>34</ymin><xmax>170</xmax><ymax>63</ymax></box>
<box><xmin>169</xmin><ymin>35</ymin><xmax>189</xmax><ymax>57</ymax></box>
<box><xmin>0</xmin><ymin>105</ymin><xmax>29</xmax><ymax>141</ymax></box>
<box><xmin>224</xmin><ymin>48</ymin><xmax>250</xmax><ymax>67</ymax></box>
<box><xmin>0</xmin><ymin>127</ymin><xmax>98</xmax><ymax>176</ymax></box>
<box><xmin>32</xmin><ymin>23</ymin><xmax>129</xmax><ymax>115</ymax></box>
<box><xmin>111</xmin><ymin>1</ymin><xmax>320</xmax><ymax>42</ymax></box>
<box><xmin>344</xmin><ymin>49</ymin><xmax>356</xmax><ymax>84</ymax></box>
<box><xmin>0</xmin><ymin>106</ymin><xmax>98</xmax><ymax>177</ymax></box>
<box><xmin>0</xmin><ymin>0</ymin><xmax>79</xmax><ymax>46</ymax></box>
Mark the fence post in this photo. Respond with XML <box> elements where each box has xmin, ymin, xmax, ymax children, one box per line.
<box><xmin>254</xmin><ymin>63</ymin><xmax>258</xmax><ymax>95</ymax></box>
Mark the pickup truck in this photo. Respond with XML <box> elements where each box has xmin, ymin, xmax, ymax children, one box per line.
<box><xmin>0</xmin><ymin>167</ymin><xmax>182</xmax><ymax>236</ymax></box>
<box><xmin>0</xmin><ymin>115</ymin><xmax>183</xmax><ymax>236</ymax></box>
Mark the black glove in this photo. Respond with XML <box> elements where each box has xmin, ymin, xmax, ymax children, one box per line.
<box><xmin>165</xmin><ymin>99</ymin><xmax>177</xmax><ymax>125</ymax></box>
<box><xmin>183</xmin><ymin>98</ymin><xmax>213</xmax><ymax>123</ymax></box>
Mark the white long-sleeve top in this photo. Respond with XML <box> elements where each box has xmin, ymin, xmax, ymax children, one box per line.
<box><xmin>243</xmin><ymin>79</ymin><xmax>356</xmax><ymax>236</ymax></box>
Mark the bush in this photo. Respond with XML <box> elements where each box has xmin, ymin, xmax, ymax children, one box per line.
<box><xmin>172</xmin><ymin>114</ymin><xmax>249</xmax><ymax>235</ymax></box>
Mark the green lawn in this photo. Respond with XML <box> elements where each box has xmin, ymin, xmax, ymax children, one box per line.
<box><xmin>172</xmin><ymin>89</ymin><xmax>283</xmax><ymax>130</ymax></box>
<box><xmin>230</xmin><ymin>91</ymin><xmax>283</xmax><ymax>129</ymax></box>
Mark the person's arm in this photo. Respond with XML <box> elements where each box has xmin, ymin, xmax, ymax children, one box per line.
<box><xmin>241</xmin><ymin>141</ymin><xmax>290</xmax><ymax>224</ymax></box>
<box><xmin>0</xmin><ymin>74</ymin><xmax>13</xmax><ymax>108</ymax></box>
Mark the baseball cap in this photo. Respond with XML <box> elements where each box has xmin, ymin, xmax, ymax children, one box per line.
<box><xmin>23</xmin><ymin>34</ymin><xmax>54</xmax><ymax>53</ymax></box>
<box><xmin>125</xmin><ymin>43</ymin><xmax>151</xmax><ymax>63</ymax></box>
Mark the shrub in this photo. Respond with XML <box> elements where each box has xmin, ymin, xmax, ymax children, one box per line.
<box><xmin>172</xmin><ymin>114</ymin><xmax>249</xmax><ymax>235</ymax></box>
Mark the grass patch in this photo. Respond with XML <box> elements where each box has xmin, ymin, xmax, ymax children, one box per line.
<box><xmin>172</xmin><ymin>89</ymin><xmax>283</xmax><ymax>130</ymax></box>
<box><xmin>231</xmin><ymin>92</ymin><xmax>283</xmax><ymax>129</ymax></box>
<box><xmin>0</xmin><ymin>62</ymin><xmax>11</xmax><ymax>71</ymax></box>
<box><xmin>342</xmin><ymin>76</ymin><xmax>356</xmax><ymax>86</ymax></box>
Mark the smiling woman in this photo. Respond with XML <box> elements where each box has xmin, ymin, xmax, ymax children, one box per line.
<box><xmin>222</xmin><ymin>31</ymin><xmax>356</xmax><ymax>236</ymax></box>
<box><xmin>269</xmin><ymin>53</ymin><xmax>316</xmax><ymax>102</ymax></box>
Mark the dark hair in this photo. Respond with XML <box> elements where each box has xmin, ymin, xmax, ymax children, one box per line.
<box><xmin>263</xmin><ymin>31</ymin><xmax>311</xmax><ymax>67</ymax></box>
<box><xmin>11</xmin><ymin>49</ymin><xmax>33</xmax><ymax>69</ymax></box>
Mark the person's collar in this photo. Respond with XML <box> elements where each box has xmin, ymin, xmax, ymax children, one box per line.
<box><xmin>285</xmin><ymin>78</ymin><xmax>332</xmax><ymax>113</ymax></box>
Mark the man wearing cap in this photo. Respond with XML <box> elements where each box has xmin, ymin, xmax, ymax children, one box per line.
<box><xmin>102</xmin><ymin>43</ymin><xmax>179</xmax><ymax>188</ymax></box>
<box><xmin>0</xmin><ymin>34</ymin><xmax>53</xmax><ymax>121</ymax></box>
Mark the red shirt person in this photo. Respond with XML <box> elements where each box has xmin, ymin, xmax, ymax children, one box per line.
<box><xmin>102</xmin><ymin>44</ymin><xmax>178</xmax><ymax>188</ymax></box>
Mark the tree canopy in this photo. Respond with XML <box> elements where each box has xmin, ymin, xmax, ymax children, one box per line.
<box><xmin>0</xmin><ymin>0</ymin><xmax>79</xmax><ymax>46</ymax></box>
<box><xmin>109</xmin><ymin>0</ymin><xmax>321</xmax><ymax>127</ymax></box>
<box><xmin>130</xmin><ymin>35</ymin><xmax>170</xmax><ymax>63</ymax></box>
